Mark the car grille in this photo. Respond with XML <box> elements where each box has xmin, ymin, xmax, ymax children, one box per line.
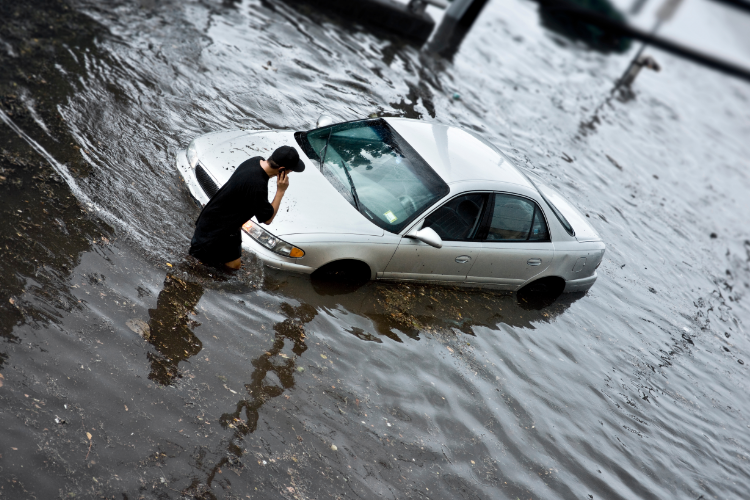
<box><xmin>195</xmin><ymin>163</ymin><xmax>219</xmax><ymax>198</ymax></box>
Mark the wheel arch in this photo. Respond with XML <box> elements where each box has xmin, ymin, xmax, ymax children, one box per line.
<box><xmin>518</xmin><ymin>275</ymin><xmax>566</xmax><ymax>296</ymax></box>
<box><xmin>311</xmin><ymin>259</ymin><xmax>374</xmax><ymax>282</ymax></box>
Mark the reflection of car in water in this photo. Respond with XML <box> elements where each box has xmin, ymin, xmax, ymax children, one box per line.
<box><xmin>176</xmin><ymin>117</ymin><xmax>605</xmax><ymax>294</ymax></box>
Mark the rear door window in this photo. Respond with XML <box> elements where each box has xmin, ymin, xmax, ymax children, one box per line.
<box><xmin>423</xmin><ymin>193</ymin><xmax>487</xmax><ymax>241</ymax></box>
<box><xmin>486</xmin><ymin>194</ymin><xmax>549</xmax><ymax>241</ymax></box>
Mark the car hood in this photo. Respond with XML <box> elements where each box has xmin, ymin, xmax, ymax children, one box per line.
<box><xmin>194</xmin><ymin>130</ymin><xmax>383</xmax><ymax>238</ymax></box>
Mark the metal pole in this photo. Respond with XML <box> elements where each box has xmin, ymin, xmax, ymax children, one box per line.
<box><xmin>529</xmin><ymin>0</ymin><xmax>750</xmax><ymax>83</ymax></box>
<box><xmin>425</xmin><ymin>0</ymin><xmax>480</xmax><ymax>53</ymax></box>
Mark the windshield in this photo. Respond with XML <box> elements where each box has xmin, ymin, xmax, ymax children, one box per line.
<box><xmin>296</xmin><ymin>119</ymin><xmax>449</xmax><ymax>233</ymax></box>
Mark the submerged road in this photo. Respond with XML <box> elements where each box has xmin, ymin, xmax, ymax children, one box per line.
<box><xmin>0</xmin><ymin>0</ymin><xmax>749</xmax><ymax>498</ymax></box>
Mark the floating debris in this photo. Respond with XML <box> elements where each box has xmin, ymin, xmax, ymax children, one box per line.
<box><xmin>126</xmin><ymin>318</ymin><xmax>151</xmax><ymax>340</ymax></box>
<box><xmin>606</xmin><ymin>154</ymin><xmax>623</xmax><ymax>170</ymax></box>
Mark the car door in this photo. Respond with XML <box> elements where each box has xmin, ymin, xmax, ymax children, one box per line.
<box><xmin>467</xmin><ymin>193</ymin><xmax>554</xmax><ymax>289</ymax></box>
<box><xmin>381</xmin><ymin>193</ymin><xmax>487</xmax><ymax>282</ymax></box>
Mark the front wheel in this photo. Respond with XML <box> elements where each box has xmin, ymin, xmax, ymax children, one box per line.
<box><xmin>311</xmin><ymin>260</ymin><xmax>371</xmax><ymax>292</ymax></box>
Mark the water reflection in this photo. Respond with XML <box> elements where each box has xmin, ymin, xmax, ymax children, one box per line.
<box><xmin>176</xmin><ymin>270</ymin><xmax>582</xmax><ymax>495</ymax></box>
<box><xmin>577</xmin><ymin>66</ymin><xmax>652</xmax><ymax>136</ymax></box>
<box><xmin>273</xmin><ymin>272</ymin><xmax>582</xmax><ymax>335</ymax></box>
<box><xmin>198</xmin><ymin>299</ymin><xmax>314</xmax><ymax>491</ymax></box>
<box><xmin>146</xmin><ymin>274</ymin><xmax>205</xmax><ymax>385</ymax></box>
<box><xmin>537</xmin><ymin>0</ymin><xmax>632</xmax><ymax>53</ymax></box>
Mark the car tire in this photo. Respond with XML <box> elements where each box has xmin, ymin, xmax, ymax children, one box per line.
<box><xmin>311</xmin><ymin>260</ymin><xmax>371</xmax><ymax>284</ymax></box>
<box><xmin>516</xmin><ymin>276</ymin><xmax>565</xmax><ymax>310</ymax></box>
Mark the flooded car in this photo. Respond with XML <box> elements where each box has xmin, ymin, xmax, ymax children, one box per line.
<box><xmin>176</xmin><ymin>117</ymin><xmax>604</xmax><ymax>293</ymax></box>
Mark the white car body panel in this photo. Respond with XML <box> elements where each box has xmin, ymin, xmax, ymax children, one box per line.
<box><xmin>468</xmin><ymin>242</ymin><xmax>554</xmax><ymax>288</ymax></box>
<box><xmin>382</xmin><ymin>239</ymin><xmax>482</xmax><ymax>282</ymax></box>
<box><xmin>175</xmin><ymin>118</ymin><xmax>606</xmax><ymax>293</ymax></box>
<box><xmin>385</xmin><ymin>118</ymin><xmax>533</xmax><ymax>188</ymax></box>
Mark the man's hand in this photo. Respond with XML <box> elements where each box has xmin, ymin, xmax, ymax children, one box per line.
<box><xmin>263</xmin><ymin>170</ymin><xmax>289</xmax><ymax>224</ymax></box>
<box><xmin>277</xmin><ymin>170</ymin><xmax>290</xmax><ymax>192</ymax></box>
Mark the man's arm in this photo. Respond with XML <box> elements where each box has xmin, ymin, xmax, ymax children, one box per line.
<box><xmin>262</xmin><ymin>170</ymin><xmax>289</xmax><ymax>224</ymax></box>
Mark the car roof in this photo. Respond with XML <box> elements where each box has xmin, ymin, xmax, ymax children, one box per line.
<box><xmin>384</xmin><ymin>118</ymin><xmax>534</xmax><ymax>189</ymax></box>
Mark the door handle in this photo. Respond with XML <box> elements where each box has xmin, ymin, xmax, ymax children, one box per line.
<box><xmin>527</xmin><ymin>258</ymin><xmax>542</xmax><ymax>266</ymax></box>
<box><xmin>455</xmin><ymin>255</ymin><xmax>471</xmax><ymax>264</ymax></box>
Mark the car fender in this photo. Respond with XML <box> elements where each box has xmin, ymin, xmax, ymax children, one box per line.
<box><xmin>286</xmin><ymin>237</ymin><xmax>401</xmax><ymax>280</ymax></box>
<box><xmin>549</xmin><ymin>241</ymin><xmax>605</xmax><ymax>282</ymax></box>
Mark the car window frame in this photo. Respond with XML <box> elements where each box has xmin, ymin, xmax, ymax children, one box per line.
<box><xmin>481</xmin><ymin>192</ymin><xmax>552</xmax><ymax>243</ymax></box>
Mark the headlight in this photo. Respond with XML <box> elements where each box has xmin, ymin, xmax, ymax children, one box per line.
<box><xmin>187</xmin><ymin>140</ymin><xmax>199</xmax><ymax>169</ymax></box>
<box><xmin>242</xmin><ymin>221</ymin><xmax>305</xmax><ymax>258</ymax></box>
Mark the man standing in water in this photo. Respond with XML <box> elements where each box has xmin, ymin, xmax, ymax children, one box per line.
<box><xmin>189</xmin><ymin>146</ymin><xmax>305</xmax><ymax>270</ymax></box>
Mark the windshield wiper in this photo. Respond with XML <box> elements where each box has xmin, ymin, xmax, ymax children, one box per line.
<box><xmin>340</xmin><ymin>163</ymin><xmax>361</xmax><ymax>212</ymax></box>
<box><xmin>319</xmin><ymin>130</ymin><xmax>361</xmax><ymax>211</ymax></box>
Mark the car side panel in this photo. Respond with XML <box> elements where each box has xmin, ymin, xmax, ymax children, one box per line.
<box><xmin>381</xmin><ymin>238</ymin><xmax>482</xmax><ymax>282</ymax></box>
<box><xmin>467</xmin><ymin>242</ymin><xmax>554</xmax><ymax>288</ymax></box>
<box><xmin>548</xmin><ymin>241</ymin><xmax>605</xmax><ymax>283</ymax></box>
<box><xmin>267</xmin><ymin>234</ymin><xmax>402</xmax><ymax>279</ymax></box>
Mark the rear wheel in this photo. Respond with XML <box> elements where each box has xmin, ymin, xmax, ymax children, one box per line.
<box><xmin>516</xmin><ymin>277</ymin><xmax>565</xmax><ymax>309</ymax></box>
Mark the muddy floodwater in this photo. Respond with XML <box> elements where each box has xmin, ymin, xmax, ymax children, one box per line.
<box><xmin>1</xmin><ymin>0</ymin><xmax>749</xmax><ymax>498</ymax></box>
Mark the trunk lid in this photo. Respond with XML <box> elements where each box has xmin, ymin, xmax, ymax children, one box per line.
<box><xmin>536</xmin><ymin>182</ymin><xmax>602</xmax><ymax>242</ymax></box>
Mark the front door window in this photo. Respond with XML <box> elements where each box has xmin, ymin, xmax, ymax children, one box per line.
<box><xmin>423</xmin><ymin>193</ymin><xmax>486</xmax><ymax>241</ymax></box>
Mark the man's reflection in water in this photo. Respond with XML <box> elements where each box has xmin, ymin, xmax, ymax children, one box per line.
<box><xmin>186</xmin><ymin>302</ymin><xmax>316</xmax><ymax>488</ymax></box>
<box><xmin>181</xmin><ymin>274</ymin><xmax>583</xmax><ymax>493</ymax></box>
<box><xmin>146</xmin><ymin>275</ymin><xmax>204</xmax><ymax>385</ymax></box>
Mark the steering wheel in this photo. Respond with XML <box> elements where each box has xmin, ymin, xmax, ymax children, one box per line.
<box><xmin>398</xmin><ymin>194</ymin><xmax>418</xmax><ymax>214</ymax></box>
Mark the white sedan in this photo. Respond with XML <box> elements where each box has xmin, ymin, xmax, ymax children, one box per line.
<box><xmin>176</xmin><ymin>117</ymin><xmax>604</xmax><ymax>294</ymax></box>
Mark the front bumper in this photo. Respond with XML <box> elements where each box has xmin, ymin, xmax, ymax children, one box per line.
<box><xmin>563</xmin><ymin>272</ymin><xmax>598</xmax><ymax>293</ymax></box>
<box><xmin>241</xmin><ymin>232</ymin><xmax>314</xmax><ymax>274</ymax></box>
<box><xmin>175</xmin><ymin>150</ymin><xmax>212</xmax><ymax>207</ymax></box>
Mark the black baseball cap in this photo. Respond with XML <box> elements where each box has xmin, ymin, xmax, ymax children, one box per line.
<box><xmin>269</xmin><ymin>146</ymin><xmax>306</xmax><ymax>172</ymax></box>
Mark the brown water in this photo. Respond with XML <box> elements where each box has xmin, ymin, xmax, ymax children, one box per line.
<box><xmin>1</xmin><ymin>0</ymin><xmax>749</xmax><ymax>498</ymax></box>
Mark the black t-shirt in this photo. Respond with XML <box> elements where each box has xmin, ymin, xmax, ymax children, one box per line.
<box><xmin>190</xmin><ymin>157</ymin><xmax>274</xmax><ymax>251</ymax></box>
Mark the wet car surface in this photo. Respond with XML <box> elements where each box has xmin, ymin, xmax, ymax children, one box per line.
<box><xmin>180</xmin><ymin>117</ymin><xmax>605</xmax><ymax>292</ymax></box>
<box><xmin>1</xmin><ymin>0</ymin><xmax>749</xmax><ymax>499</ymax></box>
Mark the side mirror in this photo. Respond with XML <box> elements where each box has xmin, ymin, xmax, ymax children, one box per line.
<box><xmin>406</xmin><ymin>226</ymin><xmax>443</xmax><ymax>249</ymax></box>
<box><xmin>316</xmin><ymin>115</ymin><xmax>334</xmax><ymax>128</ymax></box>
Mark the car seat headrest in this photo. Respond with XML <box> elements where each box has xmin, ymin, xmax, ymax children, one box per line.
<box><xmin>456</xmin><ymin>199</ymin><xmax>479</xmax><ymax>222</ymax></box>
